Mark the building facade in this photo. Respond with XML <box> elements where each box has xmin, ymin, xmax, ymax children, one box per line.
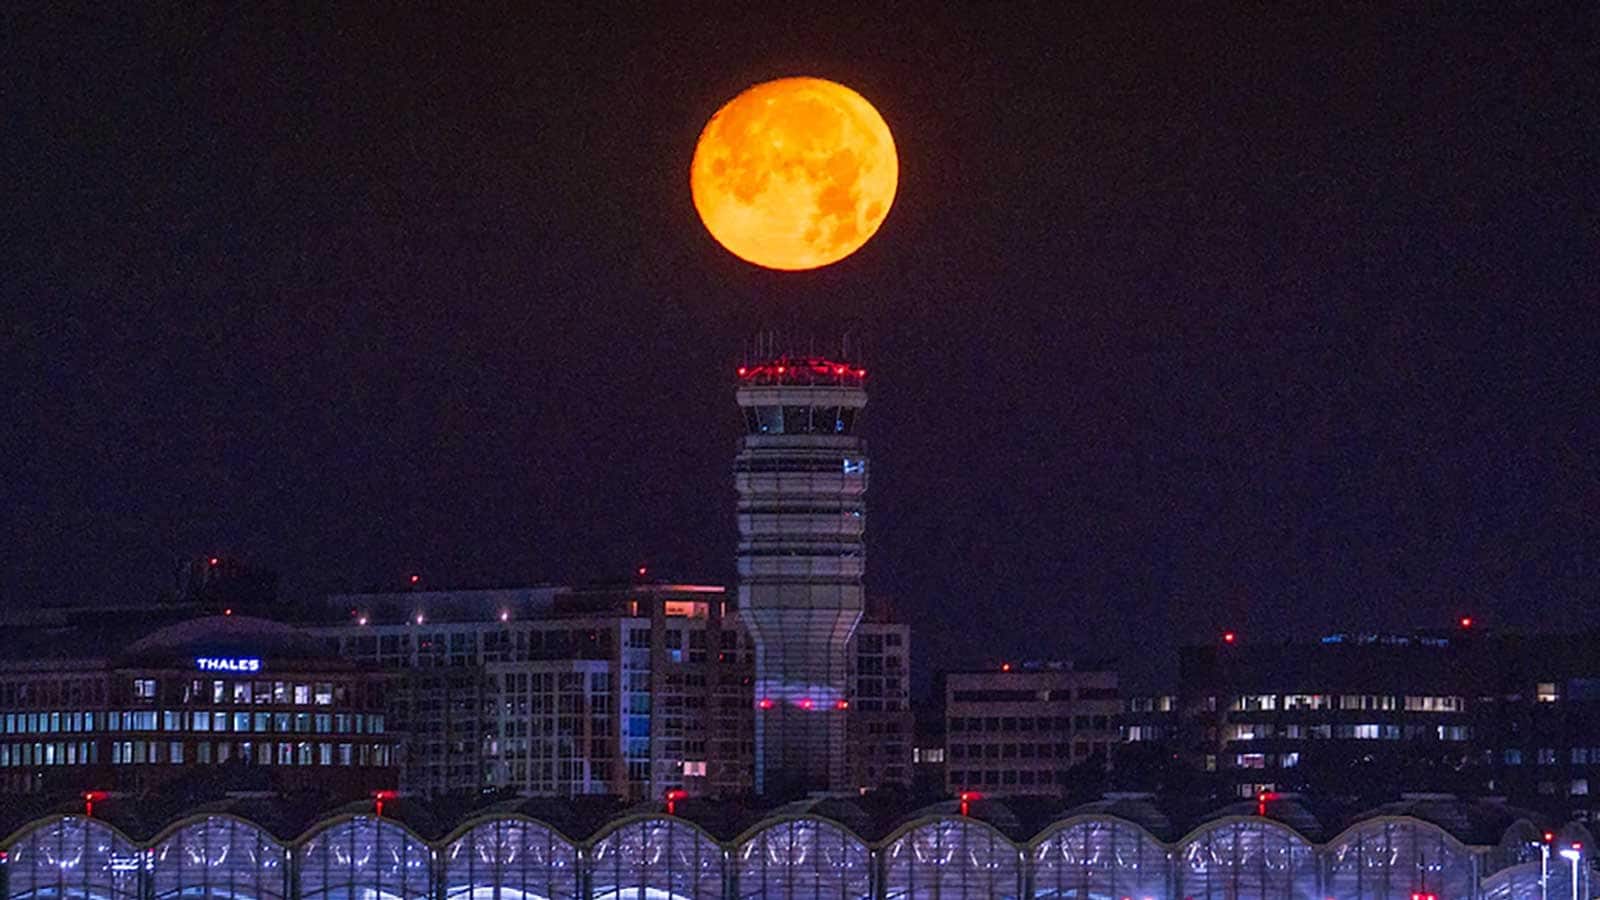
<box><xmin>5</xmin><ymin>795</ymin><xmax>1587</xmax><ymax>900</ymax></box>
<box><xmin>317</xmin><ymin>583</ymin><xmax>754</xmax><ymax>801</ymax></box>
<box><xmin>846</xmin><ymin>618</ymin><xmax>912</xmax><ymax>791</ymax></box>
<box><xmin>944</xmin><ymin>661</ymin><xmax>1120</xmax><ymax>798</ymax></box>
<box><xmin>734</xmin><ymin>354</ymin><xmax>870</xmax><ymax>795</ymax></box>
<box><xmin>0</xmin><ymin>616</ymin><xmax>398</xmax><ymax>796</ymax></box>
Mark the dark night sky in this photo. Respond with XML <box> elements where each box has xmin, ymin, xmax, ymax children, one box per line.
<box><xmin>4</xmin><ymin>5</ymin><xmax>1596</xmax><ymax>689</ymax></box>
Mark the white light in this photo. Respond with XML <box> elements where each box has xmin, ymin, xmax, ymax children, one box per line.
<box><xmin>1559</xmin><ymin>848</ymin><xmax>1581</xmax><ymax>861</ymax></box>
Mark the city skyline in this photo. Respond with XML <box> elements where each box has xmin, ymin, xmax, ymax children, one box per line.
<box><xmin>6</xmin><ymin>5</ymin><xmax>1596</xmax><ymax>694</ymax></box>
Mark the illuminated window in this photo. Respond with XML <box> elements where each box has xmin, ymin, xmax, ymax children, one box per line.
<box><xmin>1573</xmin><ymin>779</ymin><xmax>1590</xmax><ymax>795</ymax></box>
<box><xmin>683</xmin><ymin>760</ymin><xmax>707</xmax><ymax>776</ymax></box>
<box><xmin>1538</xmin><ymin>747</ymin><xmax>1557</xmax><ymax>765</ymax></box>
<box><xmin>1537</xmin><ymin>682</ymin><xmax>1559</xmax><ymax>703</ymax></box>
<box><xmin>294</xmin><ymin>684</ymin><xmax>311</xmax><ymax>705</ymax></box>
<box><xmin>133</xmin><ymin>679</ymin><xmax>157</xmax><ymax>700</ymax></box>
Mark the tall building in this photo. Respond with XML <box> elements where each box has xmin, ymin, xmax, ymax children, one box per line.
<box><xmin>315</xmin><ymin>582</ymin><xmax>754</xmax><ymax>801</ymax></box>
<box><xmin>944</xmin><ymin>660</ymin><xmax>1121</xmax><ymax>798</ymax></box>
<box><xmin>734</xmin><ymin>353</ymin><xmax>869</xmax><ymax>795</ymax></box>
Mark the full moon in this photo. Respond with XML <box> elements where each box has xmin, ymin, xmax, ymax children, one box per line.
<box><xmin>690</xmin><ymin>77</ymin><xmax>897</xmax><ymax>271</ymax></box>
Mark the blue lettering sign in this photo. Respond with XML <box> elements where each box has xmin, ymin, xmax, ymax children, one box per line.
<box><xmin>196</xmin><ymin>657</ymin><xmax>262</xmax><ymax>673</ymax></box>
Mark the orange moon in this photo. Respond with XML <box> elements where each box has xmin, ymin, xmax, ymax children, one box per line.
<box><xmin>690</xmin><ymin>77</ymin><xmax>897</xmax><ymax>271</ymax></box>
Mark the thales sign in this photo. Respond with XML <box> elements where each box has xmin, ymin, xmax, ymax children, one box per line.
<box><xmin>196</xmin><ymin>657</ymin><xmax>262</xmax><ymax>673</ymax></box>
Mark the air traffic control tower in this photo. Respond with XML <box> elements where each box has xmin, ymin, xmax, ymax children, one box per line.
<box><xmin>734</xmin><ymin>352</ymin><xmax>869</xmax><ymax>795</ymax></box>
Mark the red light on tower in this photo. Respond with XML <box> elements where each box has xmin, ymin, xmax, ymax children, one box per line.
<box><xmin>208</xmin><ymin>557</ymin><xmax>219</xmax><ymax>567</ymax></box>
<box><xmin>737</xmin><ymin>367</ymin><xmax>747</xmax><ymax>376</ymax></box>
<box><xmin>664</xmin><ymin>788</ymin><xmax>688</xmax><ymax>815</ymax></box>
<box><xmin>758</xmin><ymin>698</ymin><xmax>774</xmax><ymax>710</ymax></box>
<box><xmin>636</xmin><ymin>566</ymin><xmax>648</xmax><ymax>577</ymax></box>
<box><xmin>1222</xmin><ymin>631</ymin><xmax>1237</xmax><ymax>644</ymax></box>
<box><xmin>409</xmin><ymin>574</ymin><xmax>420</xmax><ymax>585</ymax></box>
<box><xmin>1001</xmin><ymin>662</ymin><xmax>1012</xmax><ymax>672</ymax></box>
<box><xmin>1458</xmin><ymin>616</ymin><xmax>1473</xmax><ymax>629</ymax></box>
<box><xmin>799</xmin><ymin>697</ymin><xmax>814</xmax><ymax>710</ymax></box>
<box><xmin>223</xmin><ymin>608</ymin><xmax>233</xmax><ymax>616</ymax></box>
<box><xmin>835</xmin><ymin>699</ymin><xmax>849</xmax><ymax>710</ymax></box>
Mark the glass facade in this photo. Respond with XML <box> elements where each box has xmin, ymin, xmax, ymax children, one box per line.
<box><xmin>589</xmin><ymin>818</ymin><xmax>722</xmax><ymax>900</ymax></box>
<box><xmin>1325</xmin><ymin>818</ymin><xmax>1476</xmax><ymax>900</ymax></box>
<box><xmin>1175</xmin><ymin>819</ymin><xmax>1318</xmax><ymax>900</ymax></box>
<box><xmin>445</xmin><ymin>818</ymin><xmax>580</xmax><ymax>900</ymax></box>
<box><xmin>1029</xmin><ymin>816</ymin><xmax>1166</xmax><ymax>898</ymax></box>
<box><xmin>0</xmin><ymin>811</ymin><xmax>1584</xmax><ymax>900</ymax></box>
<box><xmin>882</xmin><ymin>819</ymin><xmax>1020</xmax><ymax>900</ymax></box>
<box><xmin>299</xmin><ymin>817</ymin><xmax>432</xmax><ymax>900</ymax></box>
<box><xmin>735</xmin><ymin>818</ymin><xmax>871</xmax><ymax>899</ymax></box>
<box><xmin>3</xmin><ymin>817</ymin><xmax>141</xmax><ymax>900</ymax></box>
<box><xmin>151</xmin><ymin>816</ymin><xmax>285</xmax><ymax>900</ymax></box>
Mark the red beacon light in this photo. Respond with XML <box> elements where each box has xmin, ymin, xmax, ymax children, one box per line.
<box><xmin>409</xmin><ymin>574</ymin><xmax>420</xmax><ymax>585</ymax></box>
<box><xmin>1458</xmin><ymin>616</ymin><xmax>1473</xmax><ymax>629</ymax></box>
<box><xmin>835</xmin><ymin>699</ymin><xmax>850</xmax><ymax>710</ymax></box>
<box><xmin>373</xmin><ymin>790</ymin><xmax>398</xmax><ymax>817</ymax></box>
<box><xmin>1001</xmin><ymin>662</ymin><xmax>1012</xmax><ymax>672</ymax></box>
<box><xmin>798</xmin><ymin>698</ymin><xmax>814</xmax><ymax>710</ymax></box>
<box><xmin>757</xmin><ymin>698</ymin><xmax>775</xmax><ymax>710</ymax></box>
<box><xmin>1222</xmin><ymin>631</ymin><xmax>1237</xmax><ymax>644</ymax></box>
<box><xmin>83</xmin><ymin>790</ymin><xmax>109</xmax><ymax>818</ymax></box>
<box><xmin>208</xmin><ymin>557</ymin><xmax>220</xmax><ymax>567</ymax></box>
<box><xmin>959</xmin><ymin>791</ymin><xmax>981</xmax><ymax>817</ymax></box>
<box><xmin>1256</xmin><ymin>790</ymin><xmax>1280</xmax><ymax>816</ymax></box>
<box><xmin>664</xmin><ymin>788</ymin><xmax>689</xmax><ymax>815</ymax></box>
<box><xmin>1410</xmin><ymin>893</ymin><xmax>1438</xmax><ymax>900</ymax></box>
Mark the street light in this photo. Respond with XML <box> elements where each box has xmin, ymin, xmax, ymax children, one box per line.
<box><xmin>1541</xmin><ymin>831</ymin><xmax>1555</xmax><ymax>900</ymax></box>
<box><xmin>1558</xmin><ymin>844</ymin><xmax>1581</xmax><ymax>900</ymax></box>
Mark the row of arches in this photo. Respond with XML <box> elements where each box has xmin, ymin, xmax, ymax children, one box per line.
<box><xmin>0</xmin><ymin>811</ymin><xmax>1561</xmax><ymax>899</ymax></box>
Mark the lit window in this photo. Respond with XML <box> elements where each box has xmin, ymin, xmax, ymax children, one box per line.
<box><xmin>682</xmin><ymin>760</ymin><xmax>707</xmax><ymax>777</ymax></box>
<box><xmin>1537</xmin><ymin>682</ymin><xmax>1559</xmax><ymax>703</ymax></box>
<box><xmin>1572</xmin><ymin>779</ymin><xmax>1589</xmax><ymax>796</ymax></box>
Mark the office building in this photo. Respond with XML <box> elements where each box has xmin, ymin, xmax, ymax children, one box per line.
<box><xmin>944</xmin><ymin>660</ymin><xmax>1120</xmax><ymax>797</ymax></box>
<box><xmin>315</xmin><ymin>582</ymin><xmax>754</xmax><ymax>801</ymax></box>
<box><xmin>845</xmin><ymin>617</ymin><xmax>912</xmax><ymax>791</ymax></box>
<box><xmin>0</xmin><ymin>614</ymin><xmax>398</xmax><ymax>796</ymax></box>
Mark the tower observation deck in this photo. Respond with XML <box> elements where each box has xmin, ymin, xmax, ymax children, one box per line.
<box><xmin>734</xmin><ymin>355</ymin><xmax>868</xmax><ymax>795</ymax></box>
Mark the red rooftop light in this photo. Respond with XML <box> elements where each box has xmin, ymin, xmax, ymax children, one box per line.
<box><xmin>758</xmin><ymin>698</ymin><xmax>775</xmax><ymax>710</ymax></box>
<box><xmin>208</xmin><ymin>557</ymin><xmax>219</xmax><ymax>567</ymax></box>
<box><xmin>798</xmin><ymin>698</ymin><xmax>814</xmax><ymax>710</ymax></box>
<box><xmin>835</xmin><ymin>699</ymin><xmax>849</xmax><ymax>710</ymax></box>
<box><xmin>1257</xmin><ymin>790</ymin><xmax>1280</xmax><ymax>816</ymax></box>
<box><xmin>1458</xmin><ymin>616</ymin><xmax>1473</xmax><ymax>629</ymax></box>
<box><xmin>959</xmin><ymin>791</ymin><xmax>981</xmax><ymax>816</ymax></box>
<box><xmin>665</xmin><ymin>788</ymin><xmax>688</xmax><ymax>815</ymax></box>
<box><xmin>373</xmin><ymin>790</ymin><xmax>398</xmax><ymax>817</ymax></box>
<box><xmin>1222</xmin><ymin>631</ymin><xmax>1237</xmax><ymax>644</ymax></box>
<box><xmin>83</xmin><ymin>791</ymin><xmax>109</xmax><ymax>818</ymax></box>
<box><xmin>1001</xmin><ymin>662</ymin><xmax>1012</xmax><ymax>672</ymax></box>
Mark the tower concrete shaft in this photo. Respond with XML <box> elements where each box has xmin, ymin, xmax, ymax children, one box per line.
<box><xmin>734</xmin><ymin>356</ymin><xmax>868</xmax><ymax>795</ymax></box>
